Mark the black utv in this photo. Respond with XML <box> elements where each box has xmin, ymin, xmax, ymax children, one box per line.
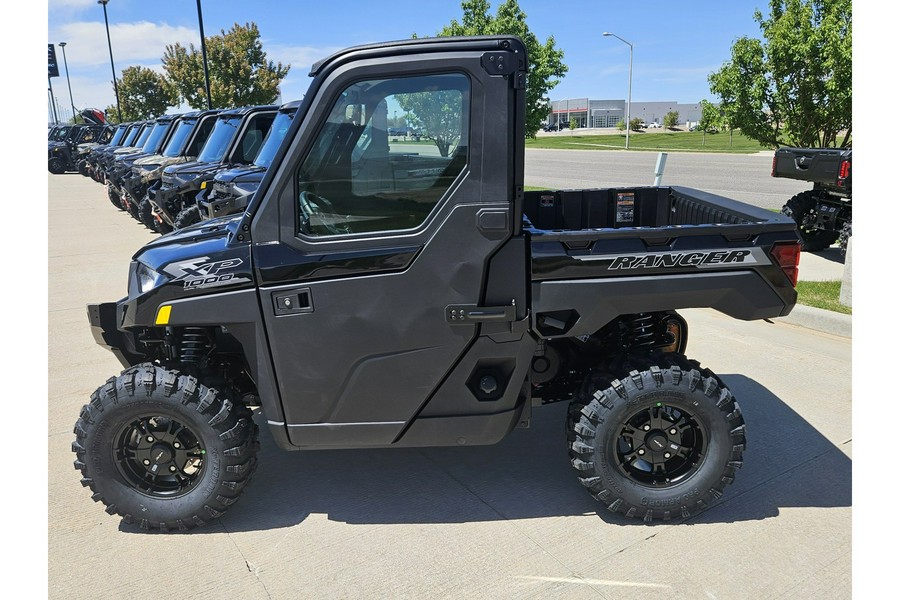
<box><xmin>84</xmin><ymin>123</ymin><xmax>132</xmax><ymax>182</ymax></box>
<box><xmin>148</xmin><ymin>105</ymin><xmax>276</xmax><ymax>230</ymax></box>
<box><xmin>75</xmin><ymin>125</ymin><xmax>115</xmax><ymax>177</ymax></box>
<box><xmin>89</xmin><ymin>122</ymin><xmax>146</xmax><ymax>185</ymax></box>
<box><xmin>106</xmin><ymin>115</ymin><xmax>182</xmax><ymax>219</ymax></box>
<box><xmin>772</xmin><ymin>147</ymin><xmax>852</xmax><ymax>252</ymax></box>
<box><xmin>48</xmin><ymin>125</ymin><xmax>104</xmax><ymax>174</ymax></box>
<box><xmin>121</xmin><ymin>109</ymin><xmax>222</xmax><ymax>233</ymax></box>
<box><xmin>76</xmin><ymin>36</ymin><xmax>800</xmax><ymax>531</ymax></box>
<box><xmin>197</xmin><ymin>100</ymin><xmax>300</xmax><ymax>222</ymax></box>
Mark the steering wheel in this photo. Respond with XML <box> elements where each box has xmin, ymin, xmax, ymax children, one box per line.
<box><xmin>299</xmin><ymin>191</ymin><xmax>348</xmax><ymax>235</ymax></box>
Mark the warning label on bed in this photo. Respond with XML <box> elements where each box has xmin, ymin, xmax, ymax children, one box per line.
<box><xmin>616</xmin><ymin>192</ymin><xmax>635</xmax><ymax>223</ymax></box>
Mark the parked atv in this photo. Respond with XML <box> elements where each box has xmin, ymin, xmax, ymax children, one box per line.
<box><xmin>76</xmin><ymin>36</ymin><xmax>801</xmax><ymax>531</ymax></box>
<box><xmin>48</xmin><ymin>125</ymin><xmax>104</xmax><ymax>174</ymax></box>
<box><xmin>121</xmin><ymin>109</ymin><xmax>222</xmax><ymax>233</ymax></box>
<box><xmin>772</xmin><ymin>147</ymin><xmax>852</xmax><ymax>252</ymax></box>
<box><xmin>148</xmin><ymin>105</ymin><xmax>276</xmax><ymax>230</ymax></box>
<box><xmin>197</xmin><ymin>100</ymin><xmax>300</xmax><ymax>222</ymax></box>
<box><xmin>107</xmin><ymin>116</ymin><xmax>181</xmax><ymax>219</ymax></box>
<box><xmin>83</xmin><ymin>123</ymin><xmax>133</xmax><ymax>182</ymax></box>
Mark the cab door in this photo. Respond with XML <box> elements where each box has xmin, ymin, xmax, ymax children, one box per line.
<box><xmin>251</xmin><ymin>39</ymin><xmax>528</xmax><ymax>447</ymax></box>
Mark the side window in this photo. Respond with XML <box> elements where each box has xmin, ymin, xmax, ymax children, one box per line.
<box><xmin>236</xmin><ymin>114</ymin><xmax>275</xmax><ymax>164</ymax></box>
<box><xmin>296</xmin><ymin>73</ymin><xmax>470</xmax><ymax>237</ymax></box>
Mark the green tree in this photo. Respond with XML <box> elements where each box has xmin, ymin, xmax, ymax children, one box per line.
<box><xmin>616</xmin><ymin>119</ymin><xmax>626</xmax><ymax>131</ymax></box>
<box><xmin>708</xmin><ymin>0</ymin><xmax>851</xmax><ymax>148</ymax></box>
<box><xmin>397</xmin><ymin>90</ymin><xmax>465</xmax><ymax>157</ymax></box>
<box><xmin>162</xmin><ymin>22</ymin><xmax>290</xmax><ymax>109</ymax></box>
<box><xmin>629</xmin><ymin>117</ymin><xmax>643</xmax><ymax>132</ymax></box>
<box><xmin>569</xmin><ymin>118</ymin><xmax>577</xmax><ymax>131</ymax></box>
<box><xmin>698</xmin><ymin>100</ymin><xmax>722</xmax><ymax>132</ymax></box>
<box><xmin>432</xmin><ymin>0</ymin><xmax>568</xmax><ymax>138</ymax></box>
<box><xmin>663</xmin><ymin>111</ymin><xmax>679</xmax><ymax>129</ymax></box>
<box><xmin>114</xmin><ymin>66</ymin><xmax>178</xmax><ymax>121</ymax></box>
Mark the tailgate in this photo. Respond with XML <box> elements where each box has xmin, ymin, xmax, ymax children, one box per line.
<box><xmin>772</xmin><ymin>147</ymin><xmax>846</xmax><ymax>183</ymax></box>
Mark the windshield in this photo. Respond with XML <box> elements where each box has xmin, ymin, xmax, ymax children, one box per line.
<box><xmin>133</xmin><ymin>125</ymin><xmax>154</xmax><ymax>149</ymax></box>
<box><xmin>141</xmin><ymin>121</ymin><xmax>173</xmax><ymax>154</ymax></box>
<box><xmin>253</xmin><ymin>110</ymin><xmax>296</xmax><ymax>168</ymax></box>
<box><xmin>196</xmin><ymin>116</ymin><xmax>242</xmax><ymax>163</ymax></box>
<box><xmin>51</xmin><ymin>127</ymin><xmax>71</xmax><ymax>142</ymax></box>
<box><xmin>108</xmin><ymin>126</ymin><xmax>127</xmax><ymax>146</ymax></box>
<box><xmin>121</xmin><ymin>125</ymin><xmax>142</xmax><ymax>147</ymax></box>
<box><xmin>161</xmin><ymin>118</ymin><xmax>197</xmax><ymax>157</ymax></box>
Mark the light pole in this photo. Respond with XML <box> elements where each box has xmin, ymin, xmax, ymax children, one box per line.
<box><xmin>98</xmin><ymin>0</ymin><xmax>122</xmax><ymax>122</ymax></box>
<box><xmin>48</xmin><ymin>79</ymin><xmax>59</xmax><ymax>125</ymax></box>
<box><xmin>196</xmin><ymin>0</ymin><xmax>213</xmax><ymax>109</ymax></box>
<box><xmin>603</xmin><ymin>32</ymin><xmax>632</xmax><ymax>150</ymax></box>
<box><xmin>59</xmin><ymin>42</ymin><xmax>77</xmax><ymax>124</ymax></box>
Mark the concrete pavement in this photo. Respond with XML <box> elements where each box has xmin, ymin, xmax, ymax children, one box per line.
<box><xmin>47</xmin><ymin>173</ymin><xmax>851</xmax><ymax>599</ymax></box>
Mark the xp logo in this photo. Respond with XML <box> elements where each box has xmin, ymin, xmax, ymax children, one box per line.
<box><xmin>167</xmin><ymin>257</ymin><xmax>245</xmax><ymax>290</ymax></box>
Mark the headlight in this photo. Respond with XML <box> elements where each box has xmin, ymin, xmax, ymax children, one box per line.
<box><xmin>135</xmin><ymin>262</ymin><xmax>168</xmax><ymax>293</ymax></box>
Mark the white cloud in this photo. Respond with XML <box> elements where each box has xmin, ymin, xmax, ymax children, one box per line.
<box><xmin>52</xmin><ymin>21</ymin><xmax>199</xmax><ymax>69</ymax></box>
<box><xmin>48</xmin><ymin>0</ymin><xmax>98</xmax><ymax>9</ymax></box>
<box><xmin>265</xmin><ymin>44</ymin><xmax>346</xmax><ymax>72</ymax></box>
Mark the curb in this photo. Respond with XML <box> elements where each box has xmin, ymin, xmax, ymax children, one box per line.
<box><xmin>776</xmin><ymin>303</ymin><xmax>852</xmax><ymax>338</ymax></box>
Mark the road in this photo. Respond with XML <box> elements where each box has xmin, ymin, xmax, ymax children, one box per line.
<box><xmin>525</xmin><ymin>148</ymin><xmax>808</xmax><ymax>210</ymax></box>
<box><xmin>46</xmin><ymin>173</ymin><xmax>851</xmax><ymax>599</ymax></box>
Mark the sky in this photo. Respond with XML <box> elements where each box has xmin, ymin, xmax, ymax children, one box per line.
<box><xmin>43</xmin><ymin>0</ymin><xmax>781</xmax><ymax>121</ymax></box>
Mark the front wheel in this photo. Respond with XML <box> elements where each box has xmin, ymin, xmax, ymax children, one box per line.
<box><xmin>72</xmin><ymin>364</ymin><xmax>260</xmax><ymax>531</ymax></box>
<box><xmin>569</xmin><ymin>353</ymin><xmax>744</xmax><ymax>521</ymax></box>
<box><xmin>173</xmin><ymin>204</ymin><xmax>201</xmax><ymax>230</ymax></box>
<box><xmin>48</xmin><ymin>157</ymin><xmax>65</xmax><ymax>174</ymax></box>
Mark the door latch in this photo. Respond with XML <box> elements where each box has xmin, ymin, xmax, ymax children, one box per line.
<box><xmin>446</xmin><ymin>304</ymin><xmax>515</xmax><ymax>324</ymax></box>
<box><xmin>273</xmin><ymin>289</ymin><xmax>313</xmax><ymax>316</ymax></box>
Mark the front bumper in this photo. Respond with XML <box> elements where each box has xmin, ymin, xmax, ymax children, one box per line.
<box><xmin>87</xmin><ymin>302</ymin><xmax>144</xmax><ymax>368</ymax></box>
<box><xmin>198</xmin><ymin>190</ymin><xmax>250</xmax><ymax>220</ymax></box>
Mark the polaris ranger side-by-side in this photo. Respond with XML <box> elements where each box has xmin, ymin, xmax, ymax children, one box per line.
<box><xmin>75</xmin><ymin>36</ymin><xmax>800</xmax><ymax>531</ymax></box>
<box><xmin>148</xmin><ymin>105</ymin><xmax>277</xmax><ymax>230</ymax></box>
<box><xmin>772</xmin><ymin>147</ymin><xmax>852</xmax><ymax>252</ymax></box>
<box><xmin>125</xmin><ymin>109</ymin><xmax>222</xmax><ymax>233</ymax></box>
<box><xmin>197</xmin><ymin>100</ymin><xmax>301</xmax><ymax>223</ymax></box>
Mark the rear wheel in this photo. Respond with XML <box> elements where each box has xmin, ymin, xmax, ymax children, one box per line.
<box><xmin>72</xmin><ymin>364</ymin><xmax>260</xmax><ymax>531</ymax></box>
<box><xmin>569</xmin><ymin>353</ymin><xmax>744</xmax><ymax>521</ymax></box>
<box><xmin>782</xmin><ymin>190</ymin><xmax>840</xmax><ymax>251</ymax></box>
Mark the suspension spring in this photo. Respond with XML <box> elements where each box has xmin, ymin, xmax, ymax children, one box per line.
<box><xmin>180</xmin><ymin>327</ymin><xmax>213</xmax><ymax>365</ymax></box>
<box><xmin>625</xmin><ymin>313</ymin><xmax>657</xmax><ymax>349</ymax></box>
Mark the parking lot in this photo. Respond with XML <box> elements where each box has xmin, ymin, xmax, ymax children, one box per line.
<box><xmin>46</xmin><ymin>172</ymin><xmax>851</xmax><ymax>599</ymax></box>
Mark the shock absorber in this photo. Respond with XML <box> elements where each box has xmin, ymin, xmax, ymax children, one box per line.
<box><xmin>614</xmin><ymin>312</ymin><xmax>687</xmax><ymax>354</ymax></box>
<box><xmin>624</xmin><ymin>313</ymin><xmax>658</xmax><ymax>350</ymax></box>
<box><xmin>179</xmin><ymin>327</ymin><xmax>214</xmax><ymax>367</ymax></box>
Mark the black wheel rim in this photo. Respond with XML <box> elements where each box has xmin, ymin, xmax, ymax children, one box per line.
<box><xmin>614</xmin><ymin>403</ymin><xmax>706</xmax><ymax>487</ymax></box>
<box><xmin>114</xmin><ymin>415</ymin><xmax>205</xmax><ymax>498</ymax></box>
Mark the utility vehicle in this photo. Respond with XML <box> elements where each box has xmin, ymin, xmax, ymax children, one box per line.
<box><xmin>75</xmin><ymin>36</ymin><xmax>800</xmax><ymax>531</ymax></box>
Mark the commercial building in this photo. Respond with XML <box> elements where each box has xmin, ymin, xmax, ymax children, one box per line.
<box><xmin>548</xmin><ymin>98</ymin><xmax>704</xmax><ymax>129</ymax></box>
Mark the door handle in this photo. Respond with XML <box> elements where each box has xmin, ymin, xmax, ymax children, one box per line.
<box><xmin>273</xmin><ymin>288</ymin><xmax>314</xmax><ymax>315</ymax></box>
<box><xmin>446</xmin><ymin>304</ymin><xmax>515</xmax><ymax>324</ymax></box>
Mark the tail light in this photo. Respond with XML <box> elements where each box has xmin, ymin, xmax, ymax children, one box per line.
<box><xmin>837</xmin><ymin>159</ymin><xmax>850</xmax><ymax>187</ymax></box>
<box><xmin>771</xmin><ymin>155</ymin><xmax>777</xmax><ymax>177</ymax></box>
<box><xmin>770</xmin><ymin>241</ymin><xmax>801</xmax><ymax>287</ymax></box>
